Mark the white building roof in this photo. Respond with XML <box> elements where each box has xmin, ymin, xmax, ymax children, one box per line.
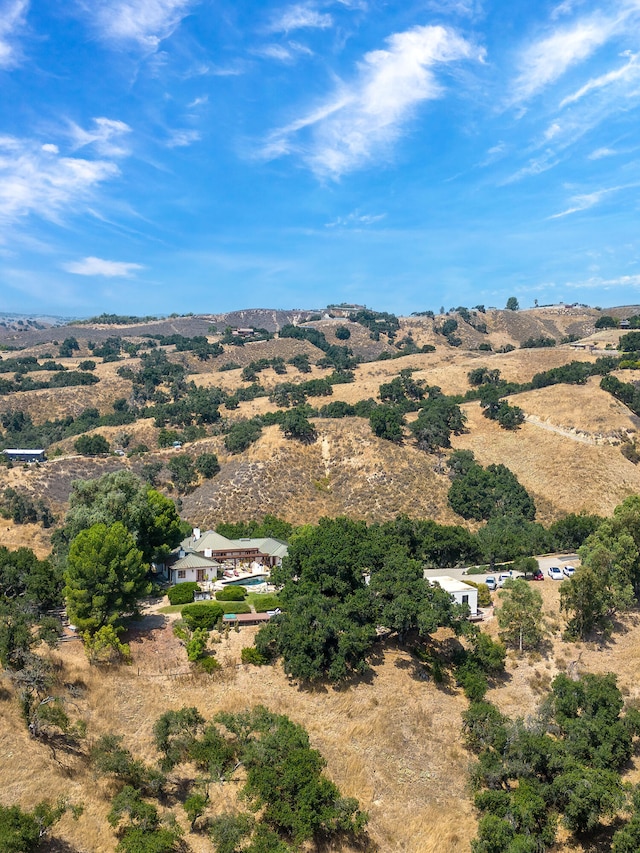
<box><xmin>428</xmin><ymin>575</ymin><xmax>476</xmax><ymax>594</ymax></box>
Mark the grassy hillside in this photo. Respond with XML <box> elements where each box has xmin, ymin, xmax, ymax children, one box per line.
<box><xmin>4</xmin><ymin>304</ymin><xmax>640</xmax><ymax>852</ymax></box>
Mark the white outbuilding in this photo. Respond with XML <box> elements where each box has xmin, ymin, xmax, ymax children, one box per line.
<box><xmin>428</xmin><ymin>575</ymin><xmax>478</xmax><ymax>615</ymax></box>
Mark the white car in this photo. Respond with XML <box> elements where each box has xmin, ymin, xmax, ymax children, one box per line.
<box><xmin>497</xmin><ymin>573</ymin><xmax>512</xmax><ymax>587</ymax></box>
<box><xmin>563</xmin><ymin>566</ymin><xmax>576</xmax><ymax>578</ymax></box>
<box><xmin>485</xmin><ymin>576</ymin><xmax>497</xmax><ymax>591</ymax></box>
<box><xmin>548</xmin><ymin>566</ymin><xmax>563</xmax><ymax>580</ymax></box>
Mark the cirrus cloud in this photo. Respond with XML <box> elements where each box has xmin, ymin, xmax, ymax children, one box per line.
<box><xmin>267</xmin><ymin>3</ymin><xmax>333</xmax><ymax>33</ymax></box>
<box><xmin>0</xmin><ymin>0</ymin><xmax>28</xmax><ymax>68</ymax></box>
<box><xmin>62</xmin><ymin>256</ymin><xmax>144</xmax><ymax>277</ymax></box>
<box><xmin>260</xmin><ymin>24</ymin><xmax>483</xmax><ymax>178</ymax></box>
<box><xmin>0</xmin><ymin>137</ymin><xmax>119</xmax><ymax>224</ymax></box>
<box><xmin>85</xmin><ymin>0</ymin><xmax>196</xmax><ymax>50</ymax></box>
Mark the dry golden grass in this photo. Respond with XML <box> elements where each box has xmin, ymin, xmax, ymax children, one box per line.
<box><xmin>0</xmin><ymin>616</ymin><xmax>476</xmax><ymax>853</ymax></box>
<box><xmin>0</xmin><ymin>519</ymin><xmax>53</xmax><ymax>557</ymax></box>
<box><xmin>512</xmin><ymin>377</ymin><xmax>638</xmax><ymax>440</ymax></box>
<box><xmin>6</xmin><ymin>571</ymin><xmax>640</xmax><ymax>853</ymax></box>
<box><xmin>452</xmin><ymin>401</ymin><xmax>640</xmax><ymax>524</ymax></box>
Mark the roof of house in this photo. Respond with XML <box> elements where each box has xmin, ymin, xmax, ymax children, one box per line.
<box><xmin>228</xmin><ymin>537</ymin><xmax>289</xmax><ymax>558</ymax></box>
<box><xmin>184</xmin><ymin>531</ymin><xmax>235</xmax><ymax>553</ymax></box>
<box><xmin>180</xmin><ymin>530</ymin><xmax>288</xmax><ymax>559</ymax></box>
<box><xmin>171</xmin><ymin>553</ymin><xmax>219</xmax><ymax>570</ymax></box>
<box><xmin>3</xmin><ymin>448</ymin><xmax>45</xmax><ymax>454</ymax></box>
<box><xmin>428</xmin><ymin>575</ymin><xmax>477</xmax><ymax>595</ymax></box>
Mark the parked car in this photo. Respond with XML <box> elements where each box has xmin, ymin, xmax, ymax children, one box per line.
<box><xmin>563</xmin><ymin>566</ymin><xmax>576</xmax><ymax>577</ymax></box>
<box><xmin>485</xmin><ymin>576</ymin><xmax>497</xmax><ymax>591</ymax></box>
<box><xmin>548</xmin><ymin>566</ymin><xmax>563</xmax><ymax>580</ymax></box>
<box><xmin>498</xmin><ymin>573</ymin><xmax>512</xmax><ymax>587</ymax></box>
<box><xmin>532</xmin><ymin>568</ymin><xmax>544</xmax><ymax>581</ymax></box>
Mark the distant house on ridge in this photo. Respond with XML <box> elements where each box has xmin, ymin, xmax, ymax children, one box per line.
<box><xmin>3</xmin><ymin>449</ymin><xmax>46</xmax><ymax>463</ymax></box>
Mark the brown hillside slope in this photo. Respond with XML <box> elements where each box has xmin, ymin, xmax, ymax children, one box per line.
<box><xmin>514</xmin><ymin>377</ymin><xmax>639</xmax><ymax>440</ymax></box>
<box><xmin>182</xmin><ymin>419</ymin><xmax>461</xmax><ymax>528</ymax></box>
<box><xmin>453</xmin><ymin>401</ymin><xmax>640</xmax><ymax>523</ymax></box>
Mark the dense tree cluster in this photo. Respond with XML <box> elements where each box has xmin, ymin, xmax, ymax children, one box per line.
<box><xmin>521</xmin><ymin>336</ymin><xmax>556</xmax><ymax>348</ymax></box>
<box><xmin>448</xmin><ymin>451</ymin><xmax>535</xmax><ymax>522</ymax></box>
<box><xmin>89</xmin><ymin>705</ymin><xmax>367</xmax><ymax>852</ymax></box>
<box><xmin>252</xmin><ymin>517</ymin><xmax>474</xmax><ymax>682</ymax></box>
<box><xmin>561</xmin><ymin>495</ymin><xmax>640</xmax><ymax>638</ymax></box>
<box><xmin>467</xmin><ymin>673</ymin><xmax>640</xmax><ymax>852</ymax></box>
<box><xmin>0</xmin><ymin>487</ymin><xmax>55</xmax><ymax>527</ymax></box>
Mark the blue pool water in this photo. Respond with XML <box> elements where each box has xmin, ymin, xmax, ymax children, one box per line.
<box><xmin>225</xmin><ymin>576</ymin><xmax>267</xmax><ymax>586</ymax></box>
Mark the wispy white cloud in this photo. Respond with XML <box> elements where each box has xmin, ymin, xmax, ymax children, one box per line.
<box><xmin>0</xmin><ymin>137</ymin><xmax>119</xmax><ymax>224</ymax></box>
<box><xmin>87</xmin><ymin>0</ymin><xmax>195</xmax><ymax>50</ymax></box>
<box><xmin>0</xmin><ymin>0</ymin><xmax>28</xmax><ymax>68</ymax></box>
<box><xmin>333</xmin><ymin>0</ymin><xmax>368</xmax><ymax>8</ymax></box>
<box><xmin>256</xmin><ymin>43</ymin><xmax>296</xmax><ymax>62</ymax></box>
<box><xmin>267</xmin><ymin>3</ymin><xmax>333</xmax><ymax>34</ymax></box>
<box><xmin>502</xmin><ymin>151</ymin><xmax>559</xmax><ymax>184</ymax></box>
<box><xmin>187</xmin><ymin>95</ymin><xmax>208</xmax><ymax>108</ymax></box>
<box><xmin>62</xmin><ymin>256</ymin><xmax>143</xmax><ymax>277</ymax></box>
<box><xmin>550</xmin><ymin>0</ymin><xmax>585</xmax><ymax>21</ymax></box>
<box><xmin>549</xmin><ymin>183</ymin><xmax>635</xmax><ymax>218</ymax></box>
<box><xmin>588</xmin><ymin>146</ymin><xmax>617</xmax><ymax>159</ymax></box>
<box><xmin>542</xmin><ymin>122</ymin><xmax>562</xmax><ymax>141</ymax></box>
<box><xmin>325</xmin><ymin>209</ymin><xmax>386</xmax><ymax>227</ymax></box>
<box><xmin>563</xmin><ymin>273</ymin><xmax>640</xmax><ymax>290</ymax></box>
<box><xmin>559</xmin><ymin>51</ymin><xmax>640</xmax><ymax>107</ymax></box>
<box><xmin>254</xmin><ymin>41</ymin><xmax>312</xmax><ymax>62</ymax></box>
<box><xmin>425</xmin><ymin>0</ymin><xmax>483</xmax><ymax>17</ymax></box>
<box><xmin>166</xmin><ymin>128</ymin><xmax>200</xmax><ymax>147</ymax></box>
<box><xmin>68</xmin><ymin>117</ymin><xmax>132</xmax><ymax>157</ymax></box>
<box><xmin>479</xmin><ymin>141</ymin><xmax>508</xmax><ymax>166</ymax></box>
<box><xmin>511</xmin><ymin>14</ymin><xmax>615</xmax><ymax>103</ymax></box>
<box><xmin>261</xmin><ymin>24</ymin><xmax>482</xmax><ymax>178</ymax></box>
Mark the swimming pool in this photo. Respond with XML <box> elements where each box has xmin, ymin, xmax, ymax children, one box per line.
<box><xmin>224</xmin><ymin>576</ymin><xmax>267</xmax><ymax>587</ymax></box>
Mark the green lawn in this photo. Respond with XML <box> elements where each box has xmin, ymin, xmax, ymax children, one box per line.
<box><xmin>159</xmin><ymin>600</ymin><xmax>251</xmax><ymax>615</ymax></box>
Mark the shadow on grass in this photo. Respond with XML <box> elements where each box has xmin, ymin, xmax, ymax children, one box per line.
<box><xmin>316</xmin><ymin>830</ymin><xmax>378</xmax><ymax>852</ymax></box>
<box><xmin>292</xmin><ymin>646</ymin><xmax>384</xmax><ymax>693</ymax></box>
<box><xmin>48</xmin><ymin>839</ymin><xmax>84</xmax><ymax>853</ymax></box>
<box><xmin>563</xmin><ymin>818</ymin><xmax>626</xmax><ymax>852</ymax></box>
<box><xmin>121</xmin><ymin>613</ymin><xmax>169</xmax><ymax>643</ymax></box>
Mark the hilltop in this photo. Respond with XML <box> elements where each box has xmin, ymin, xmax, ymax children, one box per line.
<box><xmin>2</xmin><ymin>303</ymin><xmax>640</xmax><ymax>540</ymax></box>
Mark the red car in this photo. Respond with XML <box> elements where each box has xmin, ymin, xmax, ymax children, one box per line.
<box><xmin>532</xmin><ymin>568</ymin><xmax>544</xmax><ymax>581</ymax></box>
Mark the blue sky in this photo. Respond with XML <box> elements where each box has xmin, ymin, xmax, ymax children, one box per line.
<box><xmin>2</xmin><ymin>0</ymin><xmax>640</xmax><ymax>317</ymax></box>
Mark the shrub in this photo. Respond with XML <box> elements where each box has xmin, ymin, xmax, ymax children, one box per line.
<box><xmin>335</xmin><ymin>325</ymin><xmax>351</xmax><ymax>340</ymax></box>
<box><xmin>224</xmin><ymin>420</ymin><xmax>262</xmax><ymax>454</ymax></box>
<box><xmin>182</xmin><ymin>602</ymin><xmax>224</xmax><ymax>630</ymax></box>
<box><xmin>465</xmin><ymin>581</ymin><xmax>492</xmax><ymax>607</ymax></box>
<box><xmin>241</xmin><ymin>647</ymin><xmax>269</xmax><ymax>665</ymax></box>
<box><xmin>186</xmin><ymin>627</ymin><xmax>209</xmax><ymax>661</ymax></box>
<box><xmin>456</xmin><ymin>663</ymin><xmax>488</xmax><ymax>701</ymax></box>
<box><xmin>196</xmin><ymin>656</ymin><xmax>221</xmax><ymax>673</ymax></box>
<box><xmin>167</xmin><ymin>582</ymin><xmax>200</xmax><ymax>605</ymax></box>
<box><xmin>595</xmin><ymin>315</ymin><xmax>617</xmax><ymax>329</ymax></box>
<box><xmin>521</xmin><ymin>336</ymin><xmax>556</xmax><ymax>349</ymax></box>
<box><xmin>216</xmin><ymin>586</ymin><xmax>247</xmax><ymax>601</ymax></box>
